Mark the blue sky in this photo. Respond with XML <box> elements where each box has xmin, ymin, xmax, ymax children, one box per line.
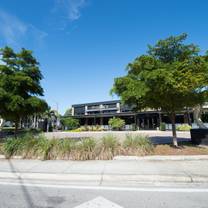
<box><xmin>0</xmin><ymin>0</ymin><xmax>208</xmax><ymax>114</ymax></box>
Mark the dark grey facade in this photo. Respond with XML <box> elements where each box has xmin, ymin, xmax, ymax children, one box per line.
<box><xmin>71</xmin><ymin>100</ymin><xmax>193</xmax><ymax>130</ymax></box>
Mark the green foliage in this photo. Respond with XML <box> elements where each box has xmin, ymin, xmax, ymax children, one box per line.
<box><xmin>3</xmin><ymin>137</ymin><xmax>24</xmax><ymax>158</ymax></box>
<box><xmin>148</xmin><ymin>33</ymin><xmax>199</xmax><ymax>63</ymax></box>
<box><xmin>108</xmin><ymin>117</ymin><xmax>125</xmax><ymax>130</ymax></box>
<box><xmin>159</xmin><ymin>122</ymin><xmax>166</xmax><ymax>131</ymax></box>
<box><xmin>102</xmin><ymin>135</ymin><xmax>118</xmax><ymax>151</ymax></box>
<box><xmin>123</xmin><ymin>134</ymin><xmax>153</xmax><ymax>154</ymax></box>
<box><xmin>61</xmin><ymin>117</ymin><xmax>79</xmax><ymax>130</ymax></box>
<box><xmin>111</xmin><ymin>33</ymin><xmax>208</xmax><ymax>145</ymax></box>
<box><xmin>99</xmin><ymin>135</ymin><xmax>120</xmax><ymax>159</ymax></box>
<box><xmin>70</xmin><ymin>125</ymin><xmax>104</xmax><ymax>132</ymax></box>
<box><xmin>0</xmin><ymin>47</ymin><xmax>48</xmax><ymax>132</ymax></box>
<box><xmin>57</xmin><ymin>139</ymin><xmax>76</xmax><ymax>158</ymax></box>
<box><xmin>176</xmin><ymin>124</ymin><xmax>192</xmax><ymax>131</ymax></box>
<box><xmin>2</xmin><ymin>133</ymin><xmax>155</xmax><ymax>160</ymax></box>
<box><xmin>75</xmin><ymin>138</ymin><xmax>97</xmax><ymax>160</ymax></box>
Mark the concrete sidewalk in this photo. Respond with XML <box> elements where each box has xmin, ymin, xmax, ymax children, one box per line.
<box><xmin>0</xmin><ymin>158</ymin><xmax>208</xmax><ymax>185</ymax></box>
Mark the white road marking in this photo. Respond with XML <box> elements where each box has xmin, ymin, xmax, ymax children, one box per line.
<box><xmin>74</xmin><ymin>196</ymin><xmax>123</xmax><ymax>208</ymax></box>
<box><xmin>0</xmin><ymin>181</ymin><xmax>207</xmax><ymax>193</ymax></box>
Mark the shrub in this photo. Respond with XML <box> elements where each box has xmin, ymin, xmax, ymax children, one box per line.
<box><xmin>98</xmin><ymin>135</ymin><xmax>120</xmax><ymax>159</ymax></box>
<box><xmin>159</xmin><ymin>122</ymin><xmax>166</xmax><ymax>131</ymax></box>
<box><xmin>70</xmin><ymin>125</ymin><xmax>104</xmax><ymax>132</ymax></box>
<box><xmin>2</xmin><ymin>133</ymin><xmax>155</xmax><ymax>160</ymax></box>
<box><xmin>176</xmin><ymin>124</ymin><xmax>192</xmax><ymax>131</ymax></box>
<box><xmin>57</xmin><ymin>139</ymin><xmax>76</xmax><ymax>159</ymax></box>
<box><xmin>61</xmin><ymin>117</ymin><xmax>79</xmax><ymax>130</ymax></box>
<box><xmin>4</xmin><ymin>138</ymin><xmax>23</xmax><ymax>158</ymax></box>
<box><xmin>0</xmin><ymin>143</ymin><xmax>4</xmax><ymax>154</ymax></box>
<box><xmin>108</xmin><ymin>117</ymin><xmax>125</xmax><ymax>130</ymax></box>
<box><xmin>3</xmin><ymin>134</ymin><xmax>56</xmax><ymax>160</ymax></box>
<box><xmin>74</xmin><ymin>138</ymin><xmax>97</xmax><ymax>160</ymax></box>
<box><xmin>123</xmin><ymin>134</ymin><xmax>153</xmax><ymax>155</ymax></box>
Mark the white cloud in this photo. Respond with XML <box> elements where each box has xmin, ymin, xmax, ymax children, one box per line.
<box><xmin>53</xmin><ymin>0</ymin><xmax>87</xmax><ymax>21</ymax></box>
<box><xmin>67</xmin><ymin>0</ymin><xmax>86</xmax><ymax>20</ymax></box>
<box><xmin>0</xmin><ymin>10</ymin><xmax>47</xmax><ymax>47</ymax></box>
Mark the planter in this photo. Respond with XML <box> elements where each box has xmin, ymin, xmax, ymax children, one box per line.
<box><xmin>190</xmin><ymin>129</ymin><xmax>208</xmax><ymax>145</ymax></box>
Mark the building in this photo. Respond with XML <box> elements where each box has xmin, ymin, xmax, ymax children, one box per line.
<box><xmin>71</xmin><ymin>100</ymin><xmax>193</xmax><ymax>130</ymax></box>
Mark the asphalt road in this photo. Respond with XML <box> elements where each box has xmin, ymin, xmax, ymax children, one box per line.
<box><xmin>0</xmin><ymin>182</ymin><xmax>208</xmax><ymax>208</ymax></box>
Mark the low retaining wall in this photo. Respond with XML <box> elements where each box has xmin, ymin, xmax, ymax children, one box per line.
<box><xmin>44</xmin><ymin>130</ymin><xmax>191</xmax><ymax>144</ymax></box>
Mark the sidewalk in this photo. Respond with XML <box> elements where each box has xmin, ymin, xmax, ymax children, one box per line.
<box><xmin>0</xmin><ymin>157</ymin><xmax>208</xmax><ymax>185</ymax></box>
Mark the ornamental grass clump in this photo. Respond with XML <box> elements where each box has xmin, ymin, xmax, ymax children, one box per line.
<box><xmin>57</xmin><ymin>139</ymin><xmax>76</xmax><ymax>159</ymax></box>
<box><xmin>3</xmin><ymin>133</ymin><xmax>154</xmax><ymax>160</ymax></box>
<box><xmin>73</xmin><ymin>138</ymin><xmax>97</xmax><ymax>160</ymax></box>
<box><xmin>98</xmin><ymin>135</ymin><xmax>121</xmax><ymax>159</ymax></box>
<box><xmin>20</xmin><ymin>134</ymin><xmax>41</xmax><ymax>159</ymax></box>
<box><xmin>123</xmin><ymin>134</ymin><xmax>153</xmax><ymax>155</ymax></box>
<box><xmin>4</xmin><ymin>137</ymin><xmax>24</xmax><ymax>158</ymax></box>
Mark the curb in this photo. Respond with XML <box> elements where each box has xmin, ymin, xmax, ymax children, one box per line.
<box><xmin>0</xmin><ymin>155</ymin><xmax>22</xmax><ymax>159</ymax></box>
<box><xmin>113</xmin><ymin>155</ymin><xmax>208</xmax><ymax>161</ymax></box>
<box><xmin>0</xmin><ymin>172</ymin><xmax>207</xmax><ymax>184</ymax></box>
<box><xmin>1</xmin><ymin>154</ymin><xmax>208</xmax><ymax>161</ymax></box>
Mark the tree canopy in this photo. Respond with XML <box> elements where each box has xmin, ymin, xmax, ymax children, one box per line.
<box><xmin>0</xmin><ymin>47</ymin><xmax>48</xmax><ymax>133</ymax></box>
<box><xmin>60</xmin><ymin>117</ymin><xmax>79</xmax><ymax>130</ymax></box>
<box><xmin>111</xmin><ymin>33</ymin><xmax>208</xmax><ymax>145</ymax></box>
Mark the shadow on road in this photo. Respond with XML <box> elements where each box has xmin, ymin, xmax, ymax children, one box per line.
<box><xmin>7</xmin><ymin>160</ymin><xmax>66</xmax><ymax>208</ymax></box>
<box><xmin>8</xmin><ymin>160</ymin><xmax>35</xmax><ymax>207</ymax></box>
<box><xmin>149</xmin><ymin>136</ymin><xmax>191</xmax><ymax>145</ymax></box>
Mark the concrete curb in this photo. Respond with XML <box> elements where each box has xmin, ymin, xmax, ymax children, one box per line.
<box><xmin>0</xmin><ymin>155</ymin><xmax>22</xmax><ymax>159</ymax></box>
<box><xmin>113</xmin><ymin>155</ymin><xmax>208</xmax><ymax>161</ymax></box>
<box><xmin>1</xmin><ymin>154</ymin><xmax>208</xmax><ymax>161</ymax></box>
<box><xmin>0</xmin><ymin>172</ymin><xmax>207</xmax><ymax>184</ymax></box>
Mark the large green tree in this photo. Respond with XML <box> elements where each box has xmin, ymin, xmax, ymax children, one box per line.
<box><xmin>112</xmin><ymin>34</ymin><xmax>208</xmax><ymax>146</ymax></box>
<box><xmin>0</xmin><ymin>47</ymin><xmax>48</xmax><ymax>136</ymax></box>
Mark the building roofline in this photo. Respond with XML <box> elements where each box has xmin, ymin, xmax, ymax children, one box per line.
<box><xmin>72</xmin><ymin>100</ymin><xmax>121</xmax><ymax>107</ymax></box>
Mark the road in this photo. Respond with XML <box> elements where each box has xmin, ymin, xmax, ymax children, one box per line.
<box><xmin>0</xmin><ymin>158</ymin><xmax>208</xmax><ymax>207</ymax></box>
<box><xmin>0</xmin><ymin>181</ymin><xmax>208</xmax><ymax>208</ymax></box>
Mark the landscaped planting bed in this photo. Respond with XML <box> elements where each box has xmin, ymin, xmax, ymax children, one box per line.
<box><xmin>0</xmin><ymin>133</ymin><xmax>207</xmax><ymax>160</ymax></box>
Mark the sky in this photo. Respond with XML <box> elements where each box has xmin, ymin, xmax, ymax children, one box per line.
<box><xmin>0</xmin><ymin>0</ymin><xmax>208</xmax><ymax>114</ymax></box>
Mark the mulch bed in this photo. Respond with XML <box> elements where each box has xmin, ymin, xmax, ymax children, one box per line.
<box><xmin>153</xmin><ymin>142</ymin><xmax>208</xmax><ymax>155</ymax></box>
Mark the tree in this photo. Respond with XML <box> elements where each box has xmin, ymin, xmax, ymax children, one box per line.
<box><xmin>108</xmin><ymin>117</ymin><xmax>125</xmax><ymax>130</ymax></box>
<box><xmin>111</xmin><ymin>34</ymin><xmax>208</xmax><ymax>146</ymax></box>
<box><xmin>0</xmin><ymin>47</ymin><xmax>48</xmax><ymax>137</ymax></box>
<box><xmin>60</xmin><ymin>117</ymin><xmax>79</xmax><ymax>130</ymax></box>
<box><xmin>43</xmin><ymin>108</ymin><xmax>55</xmax><ymax>132</ymax></box>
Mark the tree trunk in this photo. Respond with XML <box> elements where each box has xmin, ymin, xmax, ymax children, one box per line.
<box><xmin>47</xmin><ymin>119</ymin><xmax>49</xmax><ymax>132</ymax></box>
<box><xmin>14</xmin><ymin>121</ymin><xmax>18</xmax><ymax>139</ymax></box>
<box><xmin>193</xmin><ymin>105</ymin><xmax>207</xmax><ymax>129</ymax></box>
<box><xmin>170</xmin><ymin>112</ymin><xmax>178</xmax><ymax>146</ymax></box>
<box><xmin>0</xmin><ymin>119</ymin><xmax>4</xmax><ymax>128</ymax></box>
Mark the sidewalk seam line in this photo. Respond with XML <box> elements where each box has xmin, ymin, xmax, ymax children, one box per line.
<box><xmin>99</xmin><ymin>161</ymin><xmax>107</xmax><ymax>186</ymax></box>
